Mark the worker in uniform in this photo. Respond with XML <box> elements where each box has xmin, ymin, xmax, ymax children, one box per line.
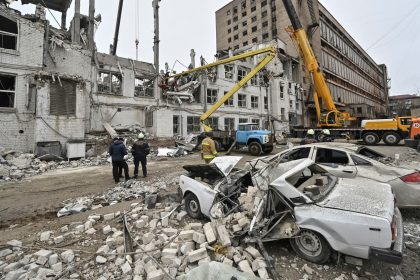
<box><xmin>118</xmin><ymin>137</ymin><xmax>129</xmax><ymax>179</ymax></box>
<box><xmin>201</xmin><ymin>132</ymin><xmax>218</xmax><ymax>164</ymax></box>
<box><xmin>109</xmin><ymin>137</ymin><xmax>130</xmax><ymax>183</ymax></box>
<box><xmin>320</xmin><ymin>129</ymin><xmax>333</xmax><ymax>142</ymax></box>
<box><xmin>131</xmin><ymin>133</ymin><xmax>150</xmax><ymax>178</ymax></box>
<box><xmin>300</xmin><ymin>129</ymin><xmax>317</xmax><ymax>145</ymax></box>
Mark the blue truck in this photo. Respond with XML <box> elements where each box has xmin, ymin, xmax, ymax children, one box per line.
<box><xmin>197</xmin><ymin>123</ymin><xmax>274</xmax><ymax>156</ymax></box>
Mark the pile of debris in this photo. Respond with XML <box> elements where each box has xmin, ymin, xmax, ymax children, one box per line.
<box><xmin>0</xmin><ymin>198</ymin><xmax>271</xmax><ymax>280</ymax></box>
<box><xmin>0</xmin><ymin>149</ymin><xmax>109</xmax><ymax>182</ymax></box>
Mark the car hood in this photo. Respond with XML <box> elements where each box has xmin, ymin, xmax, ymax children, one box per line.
<box><xmin>183</xmin><ymin>156</ymin><xmax>243</xmax><ymax>180</ymax></box>
<box><xmin>317</xmin><ymin>177</ymin><xmax>394</xmax><ymax>222</ymax></box>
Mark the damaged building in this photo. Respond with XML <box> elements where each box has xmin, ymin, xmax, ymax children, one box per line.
<box><xmin>0</xmin><ymin>0</ymin><xmax>156</xmax><ymax>154</ymax></box>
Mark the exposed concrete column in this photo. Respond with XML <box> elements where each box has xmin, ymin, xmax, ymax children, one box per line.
<box><xmin>152</xmin><ymin>0</ymin><xmax>160</xmax><ymax>99</ymax></box>
<box><xmin>88</xmin><ymin>0</ymin><xmax>96</xmax><ymax>51</ymax></box>
<box><xmin>61</xmin><ymin>11</ymin><xmax>67</xmax><ymax>30</ymax></box>
<box><xmin>73</xmin><ymin>0</ymin><xmax>81</xmax><ymax>44</ymax></box>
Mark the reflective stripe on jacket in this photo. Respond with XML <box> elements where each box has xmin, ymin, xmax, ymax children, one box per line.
<box><xmin>201</xmin><ymin>137</ymin><xmax>217</xmax><ymax>159</ymax></box>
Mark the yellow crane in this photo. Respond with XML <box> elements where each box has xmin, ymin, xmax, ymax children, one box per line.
<box><xmin>164</xmin><ymin>46</ymin><xmax>277</xmax><ymax>132</ymax></box>
<box><xmin>282</xmin><ymin>0</ymin><xmax>355</xmax><ymax>127</ymax></box>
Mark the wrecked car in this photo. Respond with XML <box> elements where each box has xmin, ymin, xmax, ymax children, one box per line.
<box><xmin>179</xmin><ymin>156</ymin><xmax>251</xmax><ymax>219</ymax></box>
<box><xmin>180</xmin><ymin>157</ymin><xmax>403</xmax><ymax>265</ymax></box>
<box><xmin>248</xmin><ymin>143</ymin><xmax>420</xmax><ymax>208</ymax></box>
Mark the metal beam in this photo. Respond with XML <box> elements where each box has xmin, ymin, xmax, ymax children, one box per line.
<box><xmin>112</xmin><ymin>0</ymin><xmax>124</xmax><ymax>55</ymax></box>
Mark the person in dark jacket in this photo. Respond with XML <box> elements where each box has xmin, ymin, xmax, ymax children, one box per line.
<box><xmin>131</xmin><ymin>133</ymin><xmax>150</xmax><ymax>178</ymax></box>
<box><xmin>118</xmin><ymin>137</ymin><xmax>129</xmax><ymax>178</ymax></box>
<box><xmin>109</xmin><ymin>137</ymin><xmax>129</xmax><ymax>183</ymax></box>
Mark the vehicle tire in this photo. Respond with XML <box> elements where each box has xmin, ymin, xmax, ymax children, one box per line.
<box><xmin>249</xmin><ymin>142</ymin><xmax>262</xmax><ymax>156</ymax></box>
<box><xmin>263</xmin><ymin>146</ymin><xmax>274</xmax><ymax>154</ymax></box>
<box><xmin>315</xmin><ymin>133</ymin><xmax>323</xmax><ymax>142</ymax></box>
<box><xmin>362</xmin><ymin>132</ymin><xmax>380</xmax><ymax>145</ymax></box>
<box><xmin>382</xmin><ymin>132</ymin><xmax>401</xmax><ymax>146</ymax></box>
<box><xmin>214</xmin><ymin>139</ymin><xmax>222</xmax><ymax>152</ymax></box>
<box><xmin>290</xmin><ymin>229</ymin><xmax>332</xmax><ymax>264</ymax></box>
<box><xmin>184</xmin><ymin>193</ymin><xmax>202</xmax><ymax>219</ymax></box>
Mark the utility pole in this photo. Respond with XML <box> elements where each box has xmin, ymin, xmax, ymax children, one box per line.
<box><xmin>88</xmin><ymin>0</ymin><xmax>95</xmax><ymax>51</ymax></box>
<box><xmin>152</xmin><ymin>0</ymin><xmax>161</xmax><ymax>98</ymax></box>
<box><xmin>73</xmin><ymin>0</ymin><xmax>80</xmax><ymax>44</ymax></box>
<box><xmin>112</xmin><ymin>0</ymin><xmax>124</xmax><ymax>55</ymax></box>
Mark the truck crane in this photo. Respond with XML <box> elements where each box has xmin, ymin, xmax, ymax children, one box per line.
<box><xmin>160</xmin><ymin>46</ymin><xmax>277</xmax><ymax>155</ymax></box>
<box><xmin>282</xmin><ymin>0</ymin><xmax>355</xmax><ymax>128</ymax></box>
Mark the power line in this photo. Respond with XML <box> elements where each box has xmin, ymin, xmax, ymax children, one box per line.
<box><xmin>367</xmin><ymin>2</ymin><xmax>420</xmax><ymax>50</ymax></box>
<box><xmin>40</xmin><ymin>0</ymin><xmax>61</xmax><ymax>28</ymax></box>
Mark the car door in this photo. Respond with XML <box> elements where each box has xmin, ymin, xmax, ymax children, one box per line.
<box><xmin>313</xmin><ymin>147</ymin><xmax>357</xmax><ymax>178</ymax></box>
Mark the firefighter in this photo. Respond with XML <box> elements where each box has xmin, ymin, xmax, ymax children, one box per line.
<box><xmin>131</xmin><ymin>133</ymin><xmax>150</xmax><ymax>178</ymax></box>
<box><xmin>300</xmin><ymin>129</ymin><xmax>317</xmax><ymax>145</ymax></box>
<box><xmin>109</xmin><ymin>137</ymin><xmax>129</xmax><ymax>183</ymax></box>
<box><xmin>201</xmin><ymin>132</ymin><xmax>218</xmax><ymax>164</ymax></box>
<box><xmin>321</xmin><ymin>129</ymin><xmax>333</xmax><ymax>142</ymax></box>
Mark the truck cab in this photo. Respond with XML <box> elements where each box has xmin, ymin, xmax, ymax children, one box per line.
<box><xmin>235</xmin><ymin>123</ymin><xmax>273</xmax><ymax>155</ymax></box>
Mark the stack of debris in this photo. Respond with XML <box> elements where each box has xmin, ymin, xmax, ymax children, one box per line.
<box><xmin>0</xmin><ymin>198</ymin><xmax>271</xmax><ymax>279</ymax></box>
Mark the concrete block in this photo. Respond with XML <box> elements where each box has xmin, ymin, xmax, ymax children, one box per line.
<box><xmin>103</xmin><ymin>225</ymin><xmax>112</xmax><ymax>235</ymax></box>
<box><xmin>96</xmin><ymin>256</ymin><xmax>107</xmax><ymax>264</ymax></box>
<box><xmin>178</xmin><ymin>230</ymin><xmax>195</xmax><ymax>242</ymax></box>
<box><xmin>238</xmin><ymin>217</ymin><xmax>250</xmax><ymax>229</ymax></box>
<box><xmin>216</xmin><ymin>225</ymin><xmax>231</xmax><ymax>247</ymax></box>
<box><xmin>121</xmin><ymin>261</ymin><xmax>132</xmax><ymax>274</ymax></box>
<box><xmin>162</xmin><ymin>228</ymin><xmax>177</xmax><ymax>237</ymax></box>
<box><xmin>252</xmin><ymin>258</ymin><xmax>267</xmax><ymax>271</ymax></box>
<box><xmin>48</xmin><ymin>254</ymin><xmax>59</xmax><ymax>266</ymax></box>
<box><xmin>142</xmin><ymin>232</ymin><xmax>154</xmax><ymax>245</ymax></box>
<box><xmin>5</xmin><ymin>269</ymin><xmax>26</xmax><ymax>280</ymax></box>
<box><xmin>198</xmin><ymin>256</ymin><xmax>211</xmax><ymax>265</ymax></box>
<box><xmin>245</xmin><ymin>246</ymin><xmax>261</xmax><ymax>259</ymax></box>
<box><xmin>232</xmin><ymin>224</ymin><xmax>242</xmax><ymax>233</ymax></box>
<box><xmin>0</xmin><ymin>249</ymin><xmax>13</xmax><ymax>258</ymax></box>
<box><xmin>96</xmin><ymin>245</ymin><xmax>110</xmax><ymax>254</ymax></box>
<box><xmin>51</xmin><ymin>262</ymin><xmax>62</xmax><ymax>273</ymax></box>
<box><xmin>203</xmin><ymin>223</ymin><xmax>217</xmax><ymax>245</ymax></box>
<box><xmin>238</xmin><ymin>260</ymin><xmax>254</xmax><ymax>275</ymax></box>
<box><xmin>37</xmin><ymin>268</ymin><xmax>56</xmax><ymax>278</ymax></box>
<box><xmin>75</xmin><ymin>224</ymin><xmax>85</xmax><ymax>233</ymax></box>
<box><xmin>193</xmin><ymin>232</ymin><xmax>206</xmax><ymax>244</ymax></box>
<box><xmin>188</xmin><ymin>223</ymin><xmax>203</xmax><ymax>230</ymax></box>
<box><xmin>223</xmin><ymin>258</ymin><xmax>234</xmax><ymax>266</ymax></box>
<box><xmin>61</xmin><ymin>250</ymin><xmax>74</xmax><ymax>263</ymax></box>
<box><xmin>345</xmin><ymin>256</ymin><xmax>363</xmax><ymax>266</ymax></box>
<box><xmin>54</xmin><ymin>236</ymin><xmax>64</xmax><ymax>244</ymax></box>
<box><xmin>258</xmin><ymin>267</ymin><xmax>269</xmax><ymax>279</ymax></box>
<box><xmin>88</xmin><ymin>215</ymin><xmax>101</xmax><ymax>221</ymax></box>
<box><xmin>34</xmin><ymin>250</ymin><xmax>52</xmax><ymax>265</ymax></box>
<box><xmin>4</xmin><ymin>262</ymin><xmax>22</xmax><ymax>273</ymax></box>
<box><xmin>39</xmin><ymin>231</ymin><xmax>52</xmax><ymax>241</ymax></box>
<box><xmin>103</xmin><ymin>213</ymin><xmax>115</xmax><ymax>221</ymax></box>
<box><xmin>188</xmin><ymin>248</ymin><xmax>208</xmax><ymax>263</ymax></box>
<box><xmin>86</xmin><ymin>228</ymin><xmax>96</xmax><ymax>235</ymax></box>
<box><xmin>136</xmin><ymin>219</ymin><xmax>147</xmax><ymax>229</ymax></box>
<box><xmin>177</xmin><ymin>211</ymin><xmax>188</xmax><ymax>221</ymax></box>
<box><xmin>6</xmin><ymin>240</ymin><xmax>22</xmax><ymax>250</ymax></box>
<box><xmin>141</xmin><ymin>215</ymin><xmax>150</xmax><ymax>223</ymax></box>
<box><xmin>161</xmin><ymin>248</ymin><xmax>178</xmax><ymax>257</ymax></box>
<box><xmin>180</xmin><ymin>242</ymin><xmax>195</xmax><ymax>255</ymax></box>
<box><xmin>147</xmin><ymin>269</ymin><xmax>164</xmax><ymax>280</ymax></box>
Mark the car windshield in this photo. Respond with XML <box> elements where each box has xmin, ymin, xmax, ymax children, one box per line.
<box><xmin>285</xmin><ymin>164</ymin><xmax>336</xmax><ymax>202</ymax></box>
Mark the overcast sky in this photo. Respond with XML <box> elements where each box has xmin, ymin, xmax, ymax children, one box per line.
<box><xmin>10</xmin><ymin>0</ymin><xmax>420</xmax><ymax>95</ymax></box>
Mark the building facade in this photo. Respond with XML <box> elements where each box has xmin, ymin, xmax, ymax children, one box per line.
<box><xmin>216</xmin><ymin>0</ymin><xmax>389</xmax><ymax>126</ymax></box>
<box><xmin>389</xmin><ymin>94</ymin><xmax>420</xmax><ymax>117</ymax></box>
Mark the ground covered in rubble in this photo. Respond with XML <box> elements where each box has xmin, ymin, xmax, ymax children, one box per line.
<box><xmin>0</xmin><ymin>144</ymin><xmax>419</xmax><ymax>280</ymax></box>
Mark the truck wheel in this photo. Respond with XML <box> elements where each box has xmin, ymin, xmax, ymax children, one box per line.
<box><xmin>184</xmin><ymin>193</ymin><xmax>202</xmax><ymax>219</ymax></box>
<box><xmin>315</xmin><ymin>133</ymin><xmax>324</xmax><ymax>142</ymax></box>
<box><xmin>362</xmin><ymin>132</ymin><xmax>380</xmax><ymax>145</ymax></box>
<box><xmin>249</xmin><ymin>142</ymin><xmax>262</xmax><ymax>156</ymax></box>
<box><xmin>382</xmin><ymin>132</ymin><xmax>401</xmax><ymax>146</ymax></box>
<box><xmin>290</xmin><ymin>229</ymin><xmax>332</xmax><ymax>264</ymax></box>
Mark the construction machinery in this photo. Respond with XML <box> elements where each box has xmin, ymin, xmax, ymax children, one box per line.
<box><xmin>160</xmin><ymin>46</ymin><xmax>277</xmax><ymax>155</ymax></box>
<box><xmin>282</xmin><ymin>0</ymin><xmax>355</xmax><ymax>128</ymax></box>
<box><xmin>405</xmin><ymin>117</ymin><xmax>420</xmax><ymax>151</ymax></box>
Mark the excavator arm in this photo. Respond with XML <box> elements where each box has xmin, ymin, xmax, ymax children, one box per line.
<box><xmin>164</xmin><ymin>46</ymin><xmax>277</xmax><ymax>132</ymax></box>
<box><xmin>282</xmin><ymin>0</ymin><xmax>354</xmax><ymax>127</ymax></box>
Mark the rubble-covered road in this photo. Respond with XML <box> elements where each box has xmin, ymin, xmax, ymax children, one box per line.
<box><xmin>0</xmin><ymin>145</ymin><xmax>419</xmax><ymax>280</ymax></box>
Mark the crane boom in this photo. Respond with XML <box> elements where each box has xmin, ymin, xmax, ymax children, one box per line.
<box><xmin>165</xmin><ymin>46</ymin><xmax>277</xmax><ymax>132</ymax></box>
<box><xmin>282</xmin><ymin>0</ymin><xmax>354</xmax><ymax>127</ymax></box>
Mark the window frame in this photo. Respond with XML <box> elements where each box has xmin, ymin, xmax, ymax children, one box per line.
<box><xmin>0</xmin><ymin>73</ymin><xmax>16</xmax><ymax>109</ymax></box>
<box><xmin>251</xmin><ymin>95</ymin><xmax>259</xmax><ymax>108</ymax></box>
<box><xmin>206</xmin><ymin>88</ymin><xmax>218</xmax><ymax>104</ymax></box>
<box><xmin>97</xmin><ymin>71</ymin><xmax>123</xmax><ymax>95</ymax></box>
<box><xmin>238</xmin><ymin>94</ymin><xmax>247</xmax><ymax>108</ymax></box>
<box><xmin>0</xmin><ymin>14</ymin><xmax>19</xmax><ymax>52</ymax></box>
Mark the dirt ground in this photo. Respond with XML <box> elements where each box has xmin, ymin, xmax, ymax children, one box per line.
<box><xmin>0</xmin><ymin>144</ymin><xmax>419</xmax><ymax>280</ymax></box>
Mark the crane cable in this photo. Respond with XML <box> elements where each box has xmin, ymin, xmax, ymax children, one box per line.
<box><xmin>134</xmin><ymin>0</ymin><xmax>140</xmax><ymax>60</ymax></box>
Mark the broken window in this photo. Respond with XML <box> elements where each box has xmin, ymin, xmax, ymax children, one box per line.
<box><xmin>261</xmin><ymin>0</ymin><xmax>267</xmax><ymax>7</ymax></box>
<box><xmin>315</xmin><ymin>148</ymin><xmax>349</xmax><ymax>165</ymax></box>
<box><xmin>234</xmin><ymin>25</ymin><xmax>238</xmax><ymax>31</ymax></box>
<box><xmin>289</xmin><ymin>100</ymin><xmax>293</xmax><ymax>109</ymax></box>
<box><xmin>241</xmin><ymin>1</ymin><xmax>246</xmax><ymax>9</ymax></box>
<box><xmin>242</xmin><ymin>21</ymin><xmax>247</xmax><ymax>27</ymax></box>
<box><xmin>237</xmin><ymin>67</ymin><xmax>249</xmax><ymax>81</ymax></box>
<box><xmin>207</xmin><ymin>117</ymin><xmax>219</xmax><ymax>130</ymax></box>
<box><xmin>224</xmin><ymin>91</ymin><xmax>234</xmax><ymax>106</ymax></box>
<box><xmin>224</xmin><ymin>65</ymin><xmax>234</xmax><ymax>79</ymax></box>
<box><xmin>252</xmin><ymin>37</ymin><xmax>258</xmax><ymax>43</ymax></box>
<box><xmin>233</xmin><ymin>16</ymin><xmax>238</xmax><ymax>22</ymax></box>
<box><xmin>97</xmin><ymin>71</ymin><xmax>122</xmax><ymax>95</ymax></box>
<box><xmin>264</xmin><ymin>96</ymin><xmax>268</xmax><ymax>109</ymax></box>
<box><xmin>251</xmin><ymin>6</ymin><xmax>256</xmax><ymax>12</ymax></box>
<box><xmin>173</xmin><ymin>115</ymin><xmax>180</xmax><ymax>135</ymax></box>
<box><xmin>262</xmin><ymin>21</ymin><xmax>268</xmax><ymax>28</ymax></box>
<box><xmin>227</xmin><ymin>19</ymin><xmax>231</xmax><ymax>25</ymax></box>
<box><xmin>242</xmin><ymin>11</ymin><xmax>247</xmax><ymax>17</ymax></box>
<box><xmin>206</xmin><ymin>89</ymin><xmax>218</xmax><ymax>104</ymax></box>
<box><xmin>238</xmin><ymin>94</ymin><xmax>247</xmax><ymax>108</ymax></box>
<box><xmin>357</xmin><ymin>107</ymin><xmax>362</xmax><ymax>114</ymax></box>
<box><xmin>134</xmin><ymin>77</ymin><xmax>154</xmax><ymax>98</ymax></box>
<box><xmin>233</xmin><ymin>7</ymin><xmax>238</xmax><ymax>14</ymax></box>
<box><xmin>224</xmin><ymin>118</ymin><xmax>235</xmax><ymax>131</ymax></box>
<box><xmin>228</xmin><ymin>28</ymin><xmax>232</xmax><ymax>34</ymax></box>
<box><xmin>261</xmin><ymin>10</ymin><xmax>268</xmax><ymax>18</ymax></box>
<box><xmin>187</xmin><ymin>116</ymin><xmax>200</xmax><ymax>133</ymax></box>
<box><xmin>280</xmin><ymin>82</ymin><xmax>284</xmax><ymax>98</ymax></box>
<box><xmin>0</xmin><ymin>74</ymin><xmax>16</xmax><ymax>108</ymax></box>
<box><xmin>243</xmin><ymin>41</ymin><xmax>248</xmax><ymax>47</ymax></box>
<box><xmin>243</xmin><ymin>30</ymin><xmax>248</xmax><ymax>36</ymax></box>
<box><xmin>233</xmin><ymin>34</ymin><xmax>239</xmax><ymax>40</ymax></box>
<box><xmin>145</xmin><ymin>110</ymin><xmax>153</xmax><ymax>127</ymax></box>
<box><xmin>251</xmin><ymin>119</ymin><xmax>260</xmax><ymax>126</ymax></box>
<box><xmin>263</xmin><ymin>33</ymin><xmax>269</xmax><ymax>40</ymax></box>
<box><xmin>0</xmin><ymin>15</ymin><xmax>18</xmax><ymax>50</ymax></box>
<box><xmin>251</xmin><ymin>96</ymin><xmax>259</xmax><ymax>108</ymax></box>
<box><xmin>49</xmin><ymin>80</ymin><xmax>76</xmax><ymax>116</ymax></box>
<box><xmin>281</xmin><ymin>108</ymin><xmax>286</xmax><ymax>120</ymax></box>
<box><xmin>251</xmin><ymin>75</ymin><xmax>258</xmax><ymax>86</ymax></box>
<box><xmin>251</xmin><ymin>16</ymin><xmax>257</xmax><ymax>23</ymax></box>
<box><xmin>252</xmin><ymin>26</ymin><xmax>257</xmax><ymax>33</ymax></box>
<box><xmin>228</xmin><ymin>38</ymin><xmax>232</xmax><ymax>43</ymax></box>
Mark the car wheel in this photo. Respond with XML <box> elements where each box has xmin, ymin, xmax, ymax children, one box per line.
<box><xmin>184</xmin><ymin>193</ymin><xmax>202</xmax><ymax>219</ymax></box>
<box><xmin>290</xmin><ymin>229</ymin><xmax>332</xmax><ymax>264</ymax></box>
<box><xmin>249</xmin><ymin>142</ymin><xmax>262</xmax><ymax>156</ymax></box>
<box><xmin>362</xmin><ymin>132</ymin><xmax>380</xmax><ymax>145</ymax></box>
<box><xmin>382</xmin><ymin>132</ymin><xmax>401</xmax><ymax>146</ymax></box>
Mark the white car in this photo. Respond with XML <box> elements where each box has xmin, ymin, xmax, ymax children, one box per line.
<box><xmin>248</xmin><ymin>143</ymin><xmax>420</xmax><ymax>208</ymax></box>
<box><xmin>179</xmin><ymin>157</ymin><xmax>403</xmax><ymax>265</ymax></box>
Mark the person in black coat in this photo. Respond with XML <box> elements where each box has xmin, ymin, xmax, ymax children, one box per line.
<box><xmin>131</xmin><ymin>133</ymin><xmax>150</xmax><ymax>178</ymax></box>
<box><xmin>109</xmin><ymin>137</ymin><xmax>129</xmax><ymax>183</ymax></box>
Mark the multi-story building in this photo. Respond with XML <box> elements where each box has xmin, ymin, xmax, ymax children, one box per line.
<box><xmin>389</xmin><ymin>94</ymin><xmax>420</xmax><ymax>117</ymax></box>
<box><xmin>216</xmin><ymin>0</ymin><xmax>390</xmax><ymax>126</ymax></box>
